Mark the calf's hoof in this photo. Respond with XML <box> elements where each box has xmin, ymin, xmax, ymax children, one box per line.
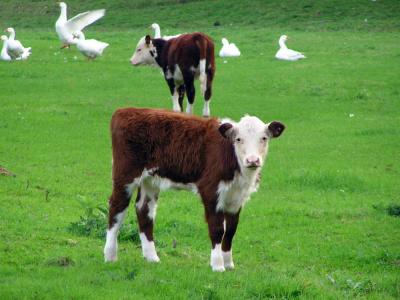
<box><xmin>210</xmin><ymin>251</ymin><xmax>225</xmax><ymax>272</ymax></box>
<box><xmin>144</xmin><ymin>254</ymin><xmax>160</xmax><ymax>263</ymax></box>
<box><xmin>104</xmin><ymin>247</ymin><xmax>118</xmax><ymax>262</ymax></box>
<box><xmin>212</xmin><ymin>265</ymin><xmax>226</xmax><ymax>272</ymax></box>
<box><xmin>222</xmin><ymin>250</ymin><xmax>235</xmax><ymax>270</ymax></box>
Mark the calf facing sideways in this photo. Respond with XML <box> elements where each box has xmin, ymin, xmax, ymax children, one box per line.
<box><xmin>104</xmin><ymin>108</ymin><xmax>285</xmax><ymax>272</ymax></box>
<box><xmin>130</xmin><ymin>33</ymin><xmax>215</xmax><ymax>117</ymax></box>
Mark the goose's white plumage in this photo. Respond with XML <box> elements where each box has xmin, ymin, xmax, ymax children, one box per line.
<box><xmin>151</xmin><ymin>23</ymin><xmax>161</xmax><ymax>38</ymax></box>
<box><xmin>1</xmin><ymin>36</ymin><xmax>11</xmax><ymax>61</ymax></box>
<box><xmin>55</xmin><ymin>2</ymin><xmax>105</xmax><ymax>48</ymax></box>
<box><xmin>275</xmin><ymin>35</ymin><xmax>305</xmax><ymax>61</ymax></box>
<box><xmin>4</xmin><ymin>28</ymin><xmax>31</xmax><ymax>60</ymax></box>
<box><xmin>219</xmin><ymin>38</ymin><xmax>241</xmax><ymax>57</ymax></box>
<box><xmin>74</xmin><ymin>32</ymin><xmax>109</xmax><ymax>59</ymax></box>
<box><xmin>151</xmin><ymin>23</ymin><xmax>181</xmax><ymax>40</ymax></box>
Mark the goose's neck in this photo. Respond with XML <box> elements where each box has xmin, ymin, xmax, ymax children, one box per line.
<box><xmin>73</xmin><ymin>32</ymin><xmax>85</xmax><ymax>44</ymax></box>
<box><xmin>8</xmin><ymin>30</ymin><xmax>15</xmax><ymax>41</ymax></box>
<box><xmin>77</xmin><ymin>32</ymin><xmax>85</xmax><ymax>40</ymax></box>
<box><xmin>1</xmin><ymin>40</ymin><xmax>7</xmax><ymax>55</ymax></box>
<box><xmin>59</xmin><ymin>6</ymin><xmax>67</xmax><ymax>21</ymax></box>
<box><xmin>279</xmin><ymin>39</ymin><xmax>287</xmax><ymax>49</ymax></box>
<box><xmin>153</xmin><ymin>25</ymin><xmax>161</xmax><ymax>38</ymax></box>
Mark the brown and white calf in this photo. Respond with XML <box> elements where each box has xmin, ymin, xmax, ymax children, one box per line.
<box><xmin>130</xmin><ymin>33</ymin><xmax>215</xmax><ymax>117</ymax></box>
<box><xmin>104</xmin><ymin>108</ymin><xmax>285</xmax><ymax>272</ymax></box>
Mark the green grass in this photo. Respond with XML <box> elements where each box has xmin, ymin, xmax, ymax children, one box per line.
<box><xmin>1</xmin><ymin>1</ymin><xmax>400</xmax><ymax>299</ymax></box>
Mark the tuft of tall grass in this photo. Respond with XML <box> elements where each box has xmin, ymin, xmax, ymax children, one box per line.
<box><xmin>67</xmin><ymin>195</ymin><xmax>140</xmax><ymax>243</ymax></box>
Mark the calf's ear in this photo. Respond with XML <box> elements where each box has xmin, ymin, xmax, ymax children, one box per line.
<box><xmin>266</xmin><ymin>121</ymin><xmax>285</xmax><ymax>138</ymax></box>
<box><xmin>219</xmin><ymin>123</ymin><xmax>236</xmax><ymax>139</ymax></box>
<box><xmin>145</xmin><ymin>35</ymin><xmax>151</xmax><ymax>46</ymax></box>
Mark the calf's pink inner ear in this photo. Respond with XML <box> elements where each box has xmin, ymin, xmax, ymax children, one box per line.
<box><xmin>267</xmin><ymin>121</ymin><xmax>285</xmax><ymax>138</ymax></box>
<box><xmin>219</xmin><ymin>123</ymin><xmax>233</xmax><ymax>139</ymax></box>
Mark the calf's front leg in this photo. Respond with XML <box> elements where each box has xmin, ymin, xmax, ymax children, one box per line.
<box><xmin>222</xmin><ymin>211</ymin><xmax>241</xmax><ymax>270</ymax></box>
<box><xmin>205</xmin><ymin>208</ymin><xmax>225</xmax><ymax>272</ymax></box>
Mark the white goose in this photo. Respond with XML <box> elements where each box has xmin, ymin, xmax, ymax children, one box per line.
<box><xmin>73</xmin><ymin>32</ymin><xmax>109</xmax><ymax>60</ymax></box>
<box><xmin>151</xmin><ymin>23</ymin><xmax>181</xmax><ymax>40</ymax></box>
<box><xmin>4</xmin><ymin>28</ymin><xmax>31</xmax><ymax>60</ymax></box>
<box><xmin>0</xmin><ymin>36</ymin><xmax>11</xmax><ymax>61</ymax></box>
<box><xmin>219</xmin><ymin>38</ymin><xmax>241</xmax><ymax>57</ymax></box>
<box><xmin>275</xmin><ymin>35</ymin><xmax>305</xmax><ymax>61</ymax></box>
<box><xmin>55</xmin><ymin>2</ymin><xmax>105</xmax><ymax>49</ymax></box>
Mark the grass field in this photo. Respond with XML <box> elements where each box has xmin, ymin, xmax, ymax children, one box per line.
<box><xmin>1</xmin><ymin>0</ymin><xmax>400</xmax><ymax>299</ymax></box>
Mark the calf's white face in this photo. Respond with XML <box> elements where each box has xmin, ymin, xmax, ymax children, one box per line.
<box><xmin>219</xmin><ymin>116</ymin><xmax>285</xmax><ymax>170</ymax></box>
<box><xmin>130</xmin><ymin>35</ymin><xmax>157</xmax><ymax>66</ymax></box>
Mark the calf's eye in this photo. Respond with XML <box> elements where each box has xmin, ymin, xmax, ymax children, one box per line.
<box><xmin>236</xmin><ymin>137</ymin><xmax>242</xmax><ymax>143</ymax></box>
<box><xmin>262</xmin><ymin>136</ymin><xmax>267</xmax><ymax>141</ymax></box>
<box><xmin>137</xmin><ymin>49</ymin><xmax>142</xmax><ymax>52</ymax></box>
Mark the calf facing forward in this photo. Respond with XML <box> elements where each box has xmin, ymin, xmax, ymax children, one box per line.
<box><xmin>130</xmin><ymin>33</ymin><xmax>215</xmax><ymax>117</ymax></box>
<box><xmin>104</xmin><ymin>108</ymin><xmax>285</xmax><ymax>271</ymax></box>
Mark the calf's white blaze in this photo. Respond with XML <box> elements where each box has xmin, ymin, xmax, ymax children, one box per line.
<box><xmin>217</xmin><ymin>116</ymin><xmax>271</xmax><ymax>213</ymax></box>
<box><xmin>232</xmin><ymin>116</ymin><xmax>270</xmax><ymax>169</ymax></box>
<box><xmin>130</xmin><ymin>36</ymin><xmax>157</xmax><ymax>66</ymax></box>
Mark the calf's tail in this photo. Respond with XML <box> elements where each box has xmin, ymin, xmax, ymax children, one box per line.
<box><xmin>194</xmin><ymin>34</ymin><xmax>208</xmax><ymax>96</ymax></box>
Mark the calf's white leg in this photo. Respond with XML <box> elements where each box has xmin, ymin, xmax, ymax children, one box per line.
<box><xmin>202</xmin><ymin>100</ymin><xmax>210</xmax><ymax>117</ymax></box>
<box><xmin>172</xmin><ymin>87</ymin><xmax>180</xmax><ymax>112</ymax></box>
<box><xmin>136</xmin><ymin>186</ymin><xmax>160</xmax><ymax>262</ymax></box>
<box><xmin>104</xmin><ymin>209</ymin><xmax>127</xmax><ymax>262</ymax></box>
<box><xmin>210</xmin><ymin>243</ymin><xmax>225</xmax><ymax>272</ymax></box>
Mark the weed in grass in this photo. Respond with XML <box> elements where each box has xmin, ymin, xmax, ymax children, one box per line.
<box><xmin>372</xmin><ymin>203</ymin><xmax>400</xmax><ymax>217</ymax></box>
<box><xmin>386</xmin><ymin>204</ymin><xmax>400</xmax><ymax>217</ymax></box>
<box><xmin>67</xmin><ymin>195</ymin><xmax>139</xmax><ymax>243</ymax></box>
<box><xmin>0</xmin><ymin>166</ymin><xmax>16</xmax><ymax>177</ymax></box>
<box><xmin>45</xmin><ymin>256</ymin><xmax>75</xmax><ymax>267</ymax></box>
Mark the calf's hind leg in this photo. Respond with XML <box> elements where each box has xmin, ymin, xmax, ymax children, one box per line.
<box><xmin>183</xmin><ymin>72</ymin><xmax>195</xmax><ymax>114</ymax></box>
<box><xmin>166</xmin><ymin>78</ymin><xmax>181</xmax><ymax>112</ymax></box>
<box><xmin>178</xmin><ymin>85</ymin><xmax>185</xmax><ymax>113</ymax></box>
<box><xmin>104</xmin><ymin>182</ymin><xmax>137</xmax><ymax>262</ymax></box>
<box><xmin>202</xmin><ymin>66</ymin><xmax>214</xmax><ymax>117</ymax></box>
<box><xmin>136</xmin><ymin>186</ymin><xmax>160</xmax><ymax>262</ymax></box>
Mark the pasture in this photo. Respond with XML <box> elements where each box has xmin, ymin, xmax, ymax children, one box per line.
<box><xmin>0</xmin><ymin>0</ymin><xmax>399</xmax><ymax>299</ymax></box>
